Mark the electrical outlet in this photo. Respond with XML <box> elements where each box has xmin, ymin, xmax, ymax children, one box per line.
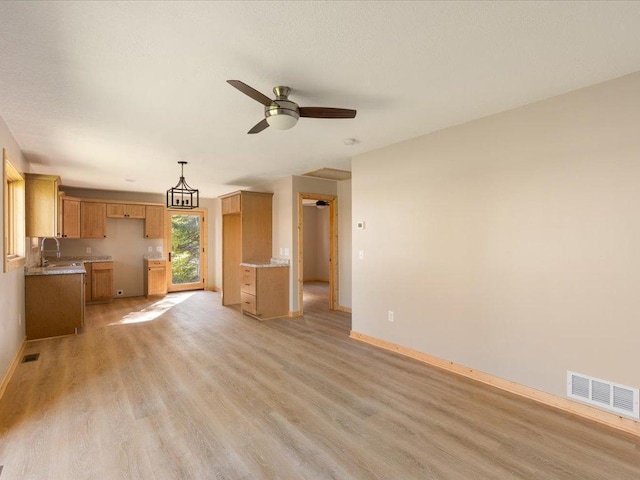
<box><xmin>284</xmin><ymin>247</ymin><xmax>290</xmax><ymax>256</ymax></box>
<box><xmin>86</xmin><ymin>247</ymin><xmax>92</xmax><ymax>254</ymax></box>
<box><xmin>116</xmin><ymin>290</ymin><xmax>124</xmax><ymax>296</ymax></box>
<box><xmin>148</xmin><ymin>246</ymin><xmax>153</xmax><ymax>252</ymax></box>
<box><xmin>388</xmin><ymin>311</ymin><xmax>394</xmax><ymax>322</ymax></box>
<box><xmin>279</xmin><ymin>247</ymin><xmax>284</xmax><ymax>256</ymax></box>
<box><xmin>359</xmin><ymin>250</ymin><xmax>364</xmax><ymax>260</ymax></box>
<box><xmin>156</xmin><ymin>246</ymin><xmax>162</xmax><ymax>252</ymax></box>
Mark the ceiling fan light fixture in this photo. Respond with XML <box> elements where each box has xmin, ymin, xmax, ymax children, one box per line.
<box><xmin>167</xmin><ymin>161</ymin><xmax>199</xmax><ymax>209</ymax></box>
<box><xmin>265</xmin><ymin>103</ymin><xmax>299</xmax><ymax>130</ymax></box>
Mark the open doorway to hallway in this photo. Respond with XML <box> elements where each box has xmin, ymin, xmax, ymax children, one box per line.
<box><xmin>298</xmin><ymin>194</ymin><xmax>337</xmax><ymax>315</ymax></box>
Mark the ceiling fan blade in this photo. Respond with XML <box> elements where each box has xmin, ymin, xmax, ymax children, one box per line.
<box><xmin>248</xmin><ymin>118</ymin><xmax>269</xmax><ymax>134</ymax></box>
<box><xmin>227</xmin><ymin>80</ymin><xmax>273</xmax><ymax>107</ymax></box>
<box><xmin>299</xmin><ymin>107</ymin><xmax>357</xmax><ymax>119</ymax></box>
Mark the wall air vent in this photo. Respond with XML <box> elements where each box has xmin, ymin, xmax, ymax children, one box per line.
<box><xmin>567</xmin><ymin>371</ymin><xmax>639</xmax><ymax>419</ymax></box>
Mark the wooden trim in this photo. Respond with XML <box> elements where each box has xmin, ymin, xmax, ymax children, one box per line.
<box><xmin>0</xmin><ymin>336</ymin><xmax>26</xmax><ymax>401</ymax></box>
<box><xmin>297</xmin><ymin>193</ymin><xmax>339</xmax><ymax>316</ymax></box>
<box><xmin>350</xmin><ymin>330</ymin><xmax>640</xmax><ymax>438</ymax></box>
<box><xmin>288</xmin><ymin>310</ymin><xmax>302</xmax><ymax>318</ymax></box>
<box><xmin>205</xmin><ymin>286</ymin><xmax>219</xmax><ymax>292</ymax></box>
<box><xmin>219</xmin><ymin>189</ymin><xmax>273</xmax><ymax>200</ymax></box>
<box><xmin>3</xmin><ymin>149</ymin><xmax>26</xmax><ymax>273</ymax></box>
<box><xmin>335</xmin><ymin>304</ymin><xmax>352</xmax><ymax>314</ymax></box>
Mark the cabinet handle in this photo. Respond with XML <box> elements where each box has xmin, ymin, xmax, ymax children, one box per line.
<box><xmin>244</xmin><ymin>283</ymin><xmax>251</xmax><ymax>286</ymax></box>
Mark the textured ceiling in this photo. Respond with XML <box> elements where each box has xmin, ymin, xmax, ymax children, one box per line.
<box><xmin>1</xmin><ymin>1</ymin><xmax>640</xmax><ymax>198</ymax></box>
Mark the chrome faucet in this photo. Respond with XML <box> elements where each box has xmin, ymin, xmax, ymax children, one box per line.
<box><xmin>40</xmin><ymin>237</ymin><xmax>60</xmax><ymax>267</ymax></box>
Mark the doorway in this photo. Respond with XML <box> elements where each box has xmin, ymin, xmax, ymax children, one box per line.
<box><xmin>297</xmin><ymin>193</ymin><xmax>338</xmax><ymax>315</ymax></box>
<box><xmin>166</xmin><ymin>209</ymin><xmax>207</xmax><ymax>292</ymax></box>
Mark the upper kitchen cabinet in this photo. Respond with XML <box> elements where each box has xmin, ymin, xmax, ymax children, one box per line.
<box><xmin>59</xmin><ymin>195</ymin><xmax>81</xmax><ymax>238</ymax></box>
<box><xmin>144</xmin><ymin>205</ymin><xmax>165</xmax><ymax>238</ymax></box>
<box><xmin>81</xmin><ymin>202</ymin><xmax>107</xmax><ymax>238</ymax></box>
<box><xmin>106</xmin><ymin>203</ymin><xmax>146</xmax><ymax>219</ymax></box>
<box><xmin>25</xmin><ymin>173</ymin><xmax>60</xmax><ymax>238</ymax></box>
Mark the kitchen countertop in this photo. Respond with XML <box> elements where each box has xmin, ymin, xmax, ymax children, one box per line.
<box><xmin>143</xmin><ymin>253</ymin><xmax>166</xmax><ymax>261</ymax></box>
<box><xmin>48</xmin><ymin>255</ymin><xmax>113</xmax><ymax>263</ymax></box>
<box><xmin>240</xmin><ymin>258</ymin><xmax>290</xmax><ymax>268</ymax></box>
<box><xmin>26</xmin><ymin>255</ymin><xmax>113</xmax><ymax>276</ymax></box>
<box><xmin>25</xmin><ymin>264</ymin><xmax>87</xmax><ymax>276</ymax></box>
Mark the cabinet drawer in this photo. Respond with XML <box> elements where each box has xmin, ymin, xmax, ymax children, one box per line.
<box><xmin>147</xmin><ymin>260</ymin><xmax>166</xmax><ymax>268</ymax></box>
<box><xmin>91</xmin><ymin>262</ymin><xmax>113</xmax><ymax>271</ymax></box>
<box><xmin>240</xmin><ymin>266</ymin><xmax>256</xmax><ymax>295</ymax></box>
<box><xmin>241</xmin><ymin>292</ymin><xmax>257</xmax><ymax>315</ymax></box>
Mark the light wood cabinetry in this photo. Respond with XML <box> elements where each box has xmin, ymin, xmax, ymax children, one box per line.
<box><xmin>81</xmin><ymin>202</ymin><xmax>107</xmax><ymax>238</ymax></box>
<box><xmin>106</xmin><ymin>203</ymin><xmax>146</xmax><ymax>219</ymax></box>
<box><xmin>85</xmin><ymin>261</ymin><xmax>113</xmax><ymax>304</ymax></box>
<box><xmin>240</xmin><ymin>265</ymin><xmax>289</xmax><ymax>320</ymax></box>
<box><xmin>221</xmin><ymin>194</ymin><xmax>241</xmax><ymax>215</ymax></box>
<box><xmin>144</xmin><ymin>259</ymin><xmax>167</xmax><ymax>297</ymax></box>
<box><xmin>26</xmin><ymin>273</ymin><xmax>85</xmax><ymax>339</ymax></box>
<box><xmin>25</xmin><ymin>173</ymin><xmax>60</xmax><ymax>238</ymax></box>
<box><xmin>144</xmin><ymin>205</ymin><xmax>165</xmax><ymax>239</ymax></box>
<box><xmin>220</xmin><ymin>191</ymin><xmax>273</xmax><ymax>306</ymax></box>
<box><xmin>59</xmin><ymin>196</ymin><xmax>80</xmax><ymax>238</ymax></box>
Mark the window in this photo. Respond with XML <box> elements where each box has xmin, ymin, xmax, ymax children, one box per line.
<box><xmin>3</xmin><ymin>149</ymin><xmax>25</xmax><ymax>272</ymax></box>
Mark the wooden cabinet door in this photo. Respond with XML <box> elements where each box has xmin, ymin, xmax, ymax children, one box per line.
<box><xmin>147</xmin><ymin>265</ymin><xmax>167</xmax><ymax>296</ymax></box>
<box><xmin>106</xmin><ymin>203</ymin><xmax>126</xmax><ymax>218</ymax></box>
<box><xmin>107</xmin><ymin>203</ymin><xmax>146</xmax><ymax>218</ymax></box>
<box><xmin>145</xmin><ymin>205</ymin><xmax>165</xmax><ymax>238</ymax></box>
<box><xmin>91</xmin><ymin>262</ymin><xmax>113</xmax><ymax>301</ymax></box>
<box><xmin>61</xmin><ymin>197</ymin><xmax>80</xmax><ymax>238</ymax></box>
<box><xmin>25</xmin><ymin>174</ymin><xmax>60</xmax><ymax>238</ymax></box>
<box><xmin>81</xmin><ymin>202</ymin><xmax>107</xmax><ymax>238</ymax></box>
<box><xmin>126</xmin><ymin>204</ymin><xmax>146</xmax><ymax>218</ymax></box>
<box><xmin>221</xmin><ymin>194</ymin><xmax>241</xmax><ymax>215</ymax></box>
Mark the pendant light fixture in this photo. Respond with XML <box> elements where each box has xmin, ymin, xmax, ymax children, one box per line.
<box><xmin>167</xmin><ymin>161</ymin><xmax>199</xmax><ymax>209</ymax></box>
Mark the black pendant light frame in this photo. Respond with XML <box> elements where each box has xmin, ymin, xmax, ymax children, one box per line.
<box><xmin>167</xmin><ymin>161</ymin><xmax>199</xmax><ymax>209</ymax></box>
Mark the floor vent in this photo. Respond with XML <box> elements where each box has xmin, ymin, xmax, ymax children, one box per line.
<box><xmin>21</xmin><ymin>353</ymin><xmax>40</xmax><ymax>363</ymax></box>
<box><xmin>568</xmin><ymin>371</ymin><xmax>639</xmax><ymax>419</ymax></box>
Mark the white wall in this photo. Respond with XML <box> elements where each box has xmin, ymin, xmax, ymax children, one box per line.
<box><xmin>0</xmin><ymin>114</ymin><xmax>28</xmax><ymax>384</ymax></box>
<box><xmin>352</xmin><ymin>71</ymin><xmax>640</xmax><ymax>400</ymax></box>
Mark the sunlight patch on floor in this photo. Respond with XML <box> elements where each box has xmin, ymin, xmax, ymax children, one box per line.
<box><xmin>111</xmin><ymin>292</ymin><xmax>197</xmax><ymax>325</ymax></box>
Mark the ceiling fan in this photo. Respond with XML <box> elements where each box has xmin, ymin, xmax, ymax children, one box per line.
<box><xmin>227</xmin><ymin>80</ymin><xmax>357</xmax><ymax>134</ymax></box>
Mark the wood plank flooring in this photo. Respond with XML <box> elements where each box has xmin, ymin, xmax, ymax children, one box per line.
<box><xmin>1</xmin><ymin>284</ymin><xmax>639</xmax><ymax>479</ymax></box>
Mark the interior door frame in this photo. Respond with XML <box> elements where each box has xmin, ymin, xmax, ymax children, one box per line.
<box><xmin>165</xmin><ymin>208</ymin><xmax>208</xmax><ymax>292</ymax></box>
<box><xmin>297</xmin><ymin>193</ymin><xmax>338</xmax><ymax>315</ymax></box>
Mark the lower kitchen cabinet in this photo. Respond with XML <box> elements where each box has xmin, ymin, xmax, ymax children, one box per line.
<box><xmin>240</xmin><ymin>264</ymin><xmax>289</xmax><ymax>320</ymax></box>
<box><xmin>144</xmin><ymin>259</ymin><xmax>167</xmax><ymax>297</ymax></box>
<box><xmin>85</xmin><ymin>261</ymin><xmax>114</xmax><ymax>304</ymax></box>
<box><xmin>26</xmin><ymin>273</ymin><xmax>85</xmax><ymax>340</ymax></box>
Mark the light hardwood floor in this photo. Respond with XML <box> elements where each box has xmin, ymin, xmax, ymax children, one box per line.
<box><xmin>1</xmin><ymin>288</ymin><xmax>639</xmax><ymax>479</ymax></box>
